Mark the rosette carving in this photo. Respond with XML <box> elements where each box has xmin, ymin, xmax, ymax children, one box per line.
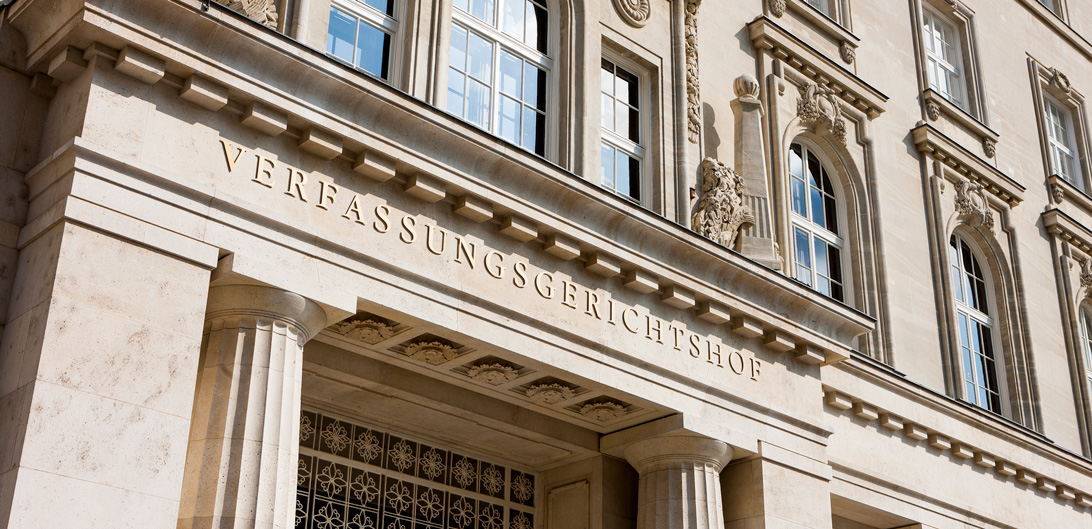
<box><xmin>403</xmin><ymin>341</ymin><xmax>458</xmax><ymax>365</ymax></box>
<box><xmin>526</xmin><ymin>383</ymin><xmax>576</xmax><ymax>404</ymax></box>
<box><xmin>467</xmin><ymin>363</ymin><xmax>518</xmax><ymax>386</ymax></box>
<box><xmin>580</xmin><ymin>401</ymin><xmax>626</xmax><ymax>422</ymax></box>
<box><xmin>332</xmin><ymin>318</ymin><xmax>395</xmax><ymax>344</ymax></box>
<box><xmin>613</xmin><ymin>0</ymin><xmax>651</xmax><ymax>27</ymax></box>
<box><xmin>691</xmin><ymin>158</ymin><xmax>755</xmax><ymax>249</ymax></box>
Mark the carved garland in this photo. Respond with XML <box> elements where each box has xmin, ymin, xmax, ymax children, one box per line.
<box><xmin>1049</xmin><ymin>67</ymin><xmax>1073</xmax><ymax>95</ymax></box>
<box><xmin>797</xmin><ymin>82</ymin><xmax>848</xmax><ymax>145</ymax></box>
<box><xmin>685</xmin><ymin>0</ymin><xmax>702</xmax><ymax>143</ymax></box>
<box><xmin>691</xmin><ymin>158</ymin><xmax>755</xmax><ymax>248</ymax></box>
<box><xmin>953</xmin><ymin>179</ymin><xmax>995</xmax><ymax>232</ymax></box>
<box><xmin>225</xmin><ymin>0</ymin><xmax>279</xmax><ymax>30</ymax></box>
<box><xmin>612</xmin><ymin>0</ymin><xmax>652</xmax><ymax>27</ymax></box>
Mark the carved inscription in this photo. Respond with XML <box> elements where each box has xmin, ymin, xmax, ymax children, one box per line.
<box><xmin>218</xmin><ymin>139</ymin><xmax>763</xmax><ymax>381</ymax></box>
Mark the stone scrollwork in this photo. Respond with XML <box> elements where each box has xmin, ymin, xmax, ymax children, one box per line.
<box><xmin>691</xmin><ymin>157</ymin><xmax>755</xmax><ymax>249</ymax></box>
<box><xmin>612</xmin><ymin>0</ymin><xmax>652</xmax><ymax>27</ymax></box>
<box><xmin>1078</xmin><ymin>256</ymin><xmax>1092</xmax><ymax>289</ymax></box>
<box><xmin>467</xmin><ymin>363</ymin><xmax>518</xmax><ymax>386</ymax></box>
<box><xmin>404</xmin><ymin>341</ymin><xmax>458</xmax><ymax>365</ymax></box>
<box><xmin>226</xmin><ymin>0</ymin><xmax>279</xmax><ymax>29</ymax></box>
<box><xmin>685</xmin><ymin>0</ymin><xmax>702</xmax><ymax>143</ymax></box>
<box><xmin>953</xmin><ymin>179</ymin><xmax>995</xmax><ymax>232</ymax></box>
<box><xmin>580</xmin><ymin>401</ymin><xmax>626</xmax><ymax>422</ymax></box>
<box><xmin>332</xmin><ymin>317</ymin><xmax>395</xmax><ymax>344</ymax></box>
<box><xmin>526</xmin><ymin>383</ymin><xmax>576</xmax><ymax>404</ymax></box>
<box><xmin>769</xmin><ymin>0</ymin><xmax>786</xmax><ymax>17</ymax></box>
<box><xmin>797</xmin><ymin>82</ymin><xmax>848</xmax><ymax>145</ymax></box>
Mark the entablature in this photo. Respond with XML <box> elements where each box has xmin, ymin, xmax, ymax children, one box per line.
<box><xmin>911</xmin><ymin>123</ymin><xmax>1025</xmax><ymax>207</ymax></box>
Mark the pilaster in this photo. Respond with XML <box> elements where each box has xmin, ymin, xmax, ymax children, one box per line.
<box><xmin>177</xmin><ymin>285</ymin><xmax>326</xmax><ymax>529</ymax></box>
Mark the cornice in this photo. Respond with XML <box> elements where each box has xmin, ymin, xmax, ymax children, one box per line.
<box><xmin>1043</xmin><ymin>207</ymin><xmax>1092</xmax><ymax>255</ymax></box>
<box><xmin>748</xmin><ymin>16</ymin><xmax>886</xmax><ymax>119</ymax></box>
<box><xmin>911</xmin><ymin>123</ymin><xmax>1025</xmax><ymax>207</ymax></box>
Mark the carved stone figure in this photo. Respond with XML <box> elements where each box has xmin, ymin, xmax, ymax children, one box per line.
<box><xmin>685</xmin><ymin>0</ymin><xmax>702</xmax><ymax>143</ymax></box>
<box><xmin>1078</xmin><ymin>256</ymin><xmax>1092</xmax><ymax>289</ymax></box>
<box><xmin>612</xmin><ymin>0</ymin><xmax>651</xmax><ymax>27</ymax></box>
<box><xmin>332</xmin><ymin>317</ymin><xmax>396</xmax><ymax>344</ymax></box>
<box><xmin>926</xmin><ymin>100</ymin><xmax>941</xmax><ymax>121</ymax></box>
<box><xmin>691</xmin><ymin>158</ymin><xmax>755</xmax><ymax>249</ymax></box>
<box><xmin>983</xmin><ymin>138</ymin><xmax>997</xmax><ymax>158</ymax></box>
<box><xmin>226</xmin><ymin>0</ymin><xmax>279</xmax><ymax>29</ymax></box>
<box><xmin>954</xmin><ymin>179</ymin><xmax>995</xmax><ymax>232</ymax></box>
<box><xmin>770</xmin><ymin>0</ymin><xmax>787</xmax><ymax>17</ymax></box>
<box><xmin>840</xmin><ymin>42</ymin><xmax>855</xmax><ymax>64</ymax></box>
<box><xmin>1052</xmin><ymin>184</ymin><xmax>1065</xmax><ymax>204</ymax></box>
<box><xmin>797</xmin><ymin>82</ymin><xmax>848</xmax><ymax>145</ymax></box>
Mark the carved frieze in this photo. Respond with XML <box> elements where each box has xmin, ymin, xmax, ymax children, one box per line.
<box><xmin>225</xmin><ymin>0</ymin><xmax>279</xmax><ymax>30</ymax></box>
<box><xmin>612</xmin><ymin>0</ymin><xmax>651</xmax><ymax>27</ymax></box>
<box><xmin>797</xmin><ymin>82</ymin><xmax>848</xmax><ymax>145</ymax></box>
<box><xmin>403</xmin><ymin>341</ymin><xmax>458</xmax><ymax>365</ymax></box>
<box><xmin>770</xmin><ymin>0</ymin><xmax>786</xmax><ymax>17</ymax></box>
<box><xmin>332</xmin><ymin>317</ymin><xmax>395</xmax><ymax>344</ymax></box>
<box><xmin>580</xmin><ymin>401</ymin><xmax>626</xmax><ymax>422</ymax></box>
<box><xmin>526</xmin><ymin>383</ymin><xmax>576</xmax><ymax>404</ymax></box>
<box><xmin>954</xmin><ymin>179</ymin><xmax>995</xmax><ymax>232</ymax></box>
<box><xmin>691</xmin><ymin>158</ymin><xmax>755</xmax><ymax>249</ymax></box>
<box><xmin>467</xmin><ymin>363</ymin><xmax>518</xmax><ymax>385</ymax></box>
<box><xmin>685</xmin><ymin>0</ymin><xmax>702</xmax><ymax>143</ymax></box>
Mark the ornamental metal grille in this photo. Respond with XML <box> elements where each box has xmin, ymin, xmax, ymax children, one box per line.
<box><xmin>298</xmin><ymin>409</ymin><xmax>537</xmax><ymax>529</ymax></box>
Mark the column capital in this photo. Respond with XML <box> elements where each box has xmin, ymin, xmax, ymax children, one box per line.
<box><xmin>623</xmin><ymin>432</ymin><xmax>734</xmax><ymax>475</ymax></box>
<box><xmin>205</xmin><ymin>284</ymin><xmax>327</xmax><ymax>341</ymax></box>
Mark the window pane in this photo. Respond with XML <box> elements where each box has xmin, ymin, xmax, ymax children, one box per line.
<box><xmin>450</xmin><ymin>24</ymin><xmax>468</xmax><ymax>70</ymax></box>
<box><xmin>523</xmin><ymin>108</ymin><xmax>545</xmax><ymax>155</ymax></box>
<box><xmin>789</xmin><ymin>144</ymin><xmax>803</xmax><ymax>177</ymax></box>
<box><xmin>524</xmin><ymin>64</ymin><xmax>546</xmax><ymax>111</ymax></box>
<box><xmin>327</xmin><ymin>8</ymin><xmax>356</xmax><ymax>63</ymax></box>
<box><xmin>616</xmin><ymin>151</ymin><xmax>632</xmax><ymax>198</ymax></box>
<box><xmin>467</xmin><ymin>32</ymin><xmax>493</xmax><ymax>83</ymax></box>
<box><xmin>498</xmin><ymin>95</ymin><xmax>521</xmax><ymax>145</ymax></box>
<box><xmin>601</xmin><ymin>93</ymin><xmax>614</xmax><ymax>130</ymax></box>
<box><xmin>815</xmin><ymin>239</ymin><xmax>829</xmax><ymax>278</ymax></box>
<box><xmin>627</xmin><ymin>155</ymin><xmax>641</xmax><ymax>201</ymax></box>
<box><xmin>499</xmin><ymin>50</ymin><xmax>522</xmax><ymax>97</ymax></box>
<box><xmin>501</xmin><ymin>0</ymin><xmax>525</xmax><ymax>42</ymax></box>
<box><xmin>791</xmin><ymin>177</ymin><xmax>806</xmax><ymax>217</ymax></box>
<box><xmin>824</xmin><ymin>191</ymin><xmax>838</xmax><ymax>235</ymax></box>
<box><xmin>829</xmin><ymin>246</ymin><xmax>843</xmax><ymax>283</ymax></box>
<box><xmin>794</xmin><ymin>228</ymin><xmax>811</xmax><ymax>285</ymax></box>
<box><xmin>356</xmin><ymin>22</ymin><xmax>390</xmax><ymax>78</ymax></box>
<box><xmin>454</xmin><ymin>0</ymin><xmax>469</xmax><ymax>13</ymax></box>
<box><xmin>616</xmin><ymin>68</ymin><xmax>636</xmax><ymax>106</ymax></box>
<box><xmin>447</xmin><ymin>71</ymin><xmax>466</xmax><ymax>115</ymax></box>
<box><xmin>601</xmin><ymin>144</ymin><xmax>615</xmax><ymax>189</ymax></box>
<box><xmin>470</xmin><ymin>0</ymin><xmax>495</xmax><ymax>24</ymax></box>
<box><xmin>616</xmin><ymin>100</ymin><xmax>630</xmax><ymax>140</ymax></box>
<box><xmin>363</xmin><ymin>0</ymin><xmax>393</xmax><ymax>16</ymax></box>
<box><xmin>810</xmin><ymin>184</ymin><xmax>825</xmax><ymax>227</ymax></box>
<box><xmin>628</xmin><ymin>108</ymin><xmax>640</xmax><ymax>143</ymax></box>
<box><xmin>601</xmin><ymin>60</ymin><xmax>615</xmax><ymax>96</ymax></box>
<box><xmin>530</xmin><ymin>4</ymin><xmax>548</xmax><ymax>53</ymax></box>
<box><xmin>467</xmin><ymin>80</ymin><xmax>491</xmax><ymax>129</ymax></box>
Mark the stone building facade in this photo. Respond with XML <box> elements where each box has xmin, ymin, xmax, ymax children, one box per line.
<box><xmin>2</xmin><ymin>0</ymin><xmax>1092</xmax><ymax>528</ymax></box>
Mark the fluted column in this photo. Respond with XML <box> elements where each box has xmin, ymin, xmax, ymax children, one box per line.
<box><xmin>178</xmin><ymin>285</ymin><xmax>327</xmax><ymax>529</ymax></box>
<box><xmin>624</xmin><ymin>433</ymin><xmax>734</xmax><ymax>529</ymax></box>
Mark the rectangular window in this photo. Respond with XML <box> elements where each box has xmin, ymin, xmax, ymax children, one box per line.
<box><xmin>600</xmin><ymin>58</ymin><xmax>644</xmax><ymax>202</ymax></box>
<box><xmin>1045</xmin><ymin>97</ymin><xmax>1080</xmax><ymax>187</ymax></box>
<box><xmin>922</xmin><ymin>8</ymin><xmax>964</xmax><ymax>108</ymax></box>
<box><xmin>326</xmin><ymin>0</ymin><xmax>397</xmax><ymax>80</ymax></box>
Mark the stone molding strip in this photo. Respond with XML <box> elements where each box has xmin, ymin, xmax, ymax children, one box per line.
<box><xmin>911</xmin><ymin>123</ymin><xmax>1025</xmax><ymax>207</ymax></box>
<box><xmin>748</xmin><ymin>16</ymin><xmax>886</xmax><ymax>119</ymax></box>
<box><xmin>1043</xmin><ymin>208</ymin><xmax>1092</xmax><ymax>256</ymax></box>
<box><xmin>824</xmin><ymin>388</ymin><xmax>1092</xmax><ymax>513</ymax></box>
<box><xmin>40</xmin><ymin>40</ymin><xmax>871</xmax><ymax>367</ymax></box>
<box><xmin>920</xmin><ymin>89</ymin><xmax>1000</xmax><ymax>159</ymax></box>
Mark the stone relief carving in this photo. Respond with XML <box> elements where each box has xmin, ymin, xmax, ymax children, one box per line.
<box><xmin>770</xmin><ymin>0</ymin><xmax>786</xmax><ymax>17</ymax></box>
<box><xmin>840</xmin><ymin>42</ymin><xmax>855</xmax><ymax>64</ymax></box>
<box><xmin>926</xmin><ymin>100</ymin><xmax>941</xmax><ymax>121</ymax></box>
<box><xmin>983</xmin><ymin>138</ymin><xmax>996</xmax><ymax>158</ymax></box>
<box><xmin>226</xmin><ymin>0</ymin><xmax>279</xmax><ymax>29</ymax></box>
<box><xmin>1049</xmin><ymin>67</ymin><xmax>1072</xmax><ymax>95</ymax></box>
<box><xmin>332</xmin><ymin>317</ymin><xmax>395</xmax><ymax>344</ymax></box>
<box><xmin>797</xmin><ymin>82</ymin><xmax>848</xmax><ymax>145</ymax></box>
<box><xmin>734</xmin><ymin>74</ymin><xmax>760</xmax><ymax>99</ymax></box>
<box><xmin>612</xmin><ymin>0</ymin><xmax>651</xmax><ymax>27</ymax></box>
<box><xmin>467</xmin><ymin>363</ymin><xmax>518</xmax><ymax>385</ymax></box>
<box><xmin>526</xmin><ymin>383</ymin><xmax>576</xmax><ymax>404</ymax></box>
<box><xmin>685</xmin><ymin>0</ymin><xmax>702</xmax><ymax>143</ymax></box>
<box><xmin>1052</xmin><ymin>184</ymin><xmax>1065</xmax><ymax>204</ymax></box>
<box><xmin>954</xmin><ymin>179</ymin><xmax>995</xmax><ymax>232</ymax></box>
<box><xmin>580</xmin><ymin>401</ymin><xmax>626</xmax><ymax>422</ymax></box>
<box><xmin>403</xmin><ymin>341</ymin><xmax>458</xmax><ymax>365</ymax></box>
<box><xmin>691</xmin><ymin>158</ymin><xmax>755</xmax><ymax>249</ymax></box>
<box><xmin>1078</xmin><ymin>256</ymin><xmax>1092</xmax><ymax>289</ymax></box>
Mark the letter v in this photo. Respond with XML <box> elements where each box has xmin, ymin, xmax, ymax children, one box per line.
<box><xmin>220</xmin><ymin>139</ymin><xmax>249</xmax><ymax>172</ymax></box>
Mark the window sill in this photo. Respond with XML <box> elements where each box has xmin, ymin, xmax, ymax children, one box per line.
<box><xmin>1047</xmin><ymin>173</ymin><xmax>1092</xmax><ymax>214</ymax></box>
<box><xmin>765</xmin><ymin>0</ymin><xmax>860</xmax><ymax>66</ymax></box>
<box><xmin>911</xmin><ymin>123</ymin><xmax>1024</xmax><ymax>207</ymax></box>
<box><xmin>1017</xmin><ymin>0</ymin><xmax>1092</xmax><ymax>62</ymax></box>
<box><xmin>922</xmin><ymin>88</ymin><xmax>999</xmax><ymax>158</ymax></box>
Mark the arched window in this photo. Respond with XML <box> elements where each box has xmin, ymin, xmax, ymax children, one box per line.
<box><xmin>788</xmin><ymin>142</ymin><xmax>845</xmax><ymax>302</ymax></box>
<box><xmin>326</xmin><ymin>0</ymin><xmax>400</xmax><ymax>81</ymax></box>
<box><xmin>949</xmin><ymin>235</ymin><xmax>1002</xmax><ymax>413</ymax></box>
<box><xmin>447</xmin><ymin>0</ymin><xmax>550</xmax><ymax>156</ymax></box>
<box><xmin>1080</xmin><ymin>307</ymin><xmax>1092</xmax><ymax>402</ymax></box>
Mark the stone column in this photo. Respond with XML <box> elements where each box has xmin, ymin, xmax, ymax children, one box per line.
<box><xmin>731</xmin><ymin>74</ymin><xmax>782</xmax><ymax>270</ymax></box>
<box><xmin>624</xmin><ymin>433</ymin><xmax>734</xmax><ymax>529</ymax></box>
<box><xmin>178</xmin><ymin>285</ymin><xmax>327</xmax><ymax>529</ymax></box>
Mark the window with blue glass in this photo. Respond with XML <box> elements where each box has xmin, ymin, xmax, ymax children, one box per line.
<box><xmin>949</xmin><ymin>235</ymin><xmax>1002</xmax><ymax>413</ymax></box>
<box><xmin>326</xmin><ymin>0</ymin><xmax>398</xmax><ymax>80</ymax></box>
<box><xmin>447</xmin><ymin>0</ymin><xmax>550</xmax><ymax>156</ymax></box>
<box><xmin>788</xmin><ymin>142</ymin><xmax>845</xmax><ymax>302</ymax></box>
<box><xmin>599</xmin><ymin>58</ymin><xmax>643</xmax><ymax>202</ymax></box>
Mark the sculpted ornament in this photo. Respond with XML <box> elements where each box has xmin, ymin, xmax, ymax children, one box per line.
<box><xmin>1052</xmin><ymin>184</ymin><xmax>1065</xmax><ymax>204</ymax></box>
<box><xmin>685</xmin><ymin>0</ymin><xmax>702</xmax><ymax>143</ymax></box>
<box><xmin>797</xmin><ymin>82</ymin><xmax>848</xmax><ymax>145</ymax></box>
<box><xmin>403</xmin><ymin>341</ymin><xmax>458</xmax><ymax>365</ymax></box>
<box><xmin>332</xmin><ymin>317</ymin><xmax>395</xmax><ymax>344</ymax></box>
<box><xmin>1079</xmin><ymin>256</ymin><xmax>1092</xmax><ymax>289</ymax></box>
<box><xmin>467</xmin><ymin>363</ymin><xmax>518</xmax><ymax>386</ymax></box>
<box><xmin>769</xmin><ymin>0</ymin><xmax>786</xmax><ymax>17</ymax></box>
<box><xmin>1049</xmin><ymin>67</ymin><xmax>1073</xmax><ymax>95</ymax></box>
<box><xmin>691</xmin><ymin>157</ymin><xmax>755</xmax><ymax>249</ymax></box>
<box><xmin>612</xmin><ymin>0</ymin><xmax>651</xmax><ymax>27</ymax></box>
<box><xmin>926</xmin><ymin>100</ymin><xmax>941</xmax><ymax>121</ymax></box>
<box><xmin>580</xmin><ymin>401</ymin><xmax>626</xmax><ymax>422</ymax></box>
<box><xmin>226</xmin><ymin>0</ymin><xmax>279</xmax><ymax>29</ymax></box>
<box><xmin>526</xmin><ymin>383</ymin><xmax>576</xmax><ymax>404</ymax></box>
<box><xmin>953</xmin><ymin>179</ymin><xmax>995</xmax><ymax>232</ymax></box>
<box><xmin>983</xmin><ymin>138</ymin><xmax>996</xmax><ymax>158</ymax></box>
<box><xmin>840</xmin><ymin>42</ymin><xmax>855</xmax><ymax>64</ymax></box>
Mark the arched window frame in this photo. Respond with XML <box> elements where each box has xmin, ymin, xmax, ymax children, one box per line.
<box><xmin>1078</xmin><ymin>305</ymin><xmax>1092</xmax><ymax>409</ymax></box>
<box><xmin>948</xmin><ymin>233</ymin><xmax>1006</xmax><ymax>414</ymax></box>
<box><xmin>786</xmin><ymin>140</ymin><xmax>849</xmax><ymax>303</ymax></box>
<box><xmin>440</xmin><ymin>0</ymin><xmax>557</xmax><ymax>159</ymax></box>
